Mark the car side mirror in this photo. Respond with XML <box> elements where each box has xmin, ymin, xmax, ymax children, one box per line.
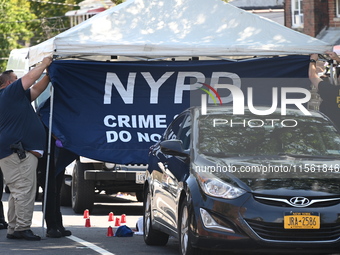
<box><xmin>160</xmin><ymin>140</ymin><xmax>189</xmax><ymax>157</ymax></box>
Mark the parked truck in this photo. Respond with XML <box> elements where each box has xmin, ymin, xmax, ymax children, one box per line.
<box><xmin>60</xmin><ymin>157</ymin><xmax>146</xmax><ymax>213</ymax></box>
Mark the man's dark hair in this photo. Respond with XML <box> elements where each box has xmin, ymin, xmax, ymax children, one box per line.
<box><xmin>0</xmin><ymin>70</ymin><xmax>14</xmax><ymax>87</ymax></box>
<box><xmin>2</xmin><ymin>70</ymin><xmax>14</xmax><ymax>74</ymax></box>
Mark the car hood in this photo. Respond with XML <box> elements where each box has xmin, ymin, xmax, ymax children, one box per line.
<box><xmin>199</xmin><ymin>155</ymin><xmax>340</xmax><ymax>196</ymax></box>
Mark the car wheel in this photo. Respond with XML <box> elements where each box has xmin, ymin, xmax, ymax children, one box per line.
<box><xmin>60</xmin><ymin>178</ymin><xmax>72</xmax><ymax>206</ymax></box>
<box><xmin>71</xmin><ymin>160</ymin><xmax>95</xmax><ymax>214</ymax></box>
<box><xmin>179</xmin><ymin>200</ymin><xmax>205</xmax><ymax>255</ymax></box>
<box><xmin>143</xmin><ymin>187</ymin><xmax>169</xmax><ymax>245</ymax></box>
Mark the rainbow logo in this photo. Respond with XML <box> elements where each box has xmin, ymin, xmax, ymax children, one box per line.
<box><xmin>198</xmin><ymin>82</ymin><xmax>222</xmax><ymax>105</ymax></box>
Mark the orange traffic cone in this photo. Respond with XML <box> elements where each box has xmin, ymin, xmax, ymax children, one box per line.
<box><xmin>107</xmin><ymin>226</ymin><xmax>114</xmax><ymax>237</ymax></box>
<box><xmin>120</xmin><ymin>214</ymin><xmax>126</xmax><ymax>224</ymax></box>
<box><xmin>108</xmin><ymin>212</ymin><xmax>114</xmax><ymax>222</ymax></box>
<box><xmin>83</xmin><ymin>209</ymin><xmax>90</xmax><ymax>219</ymax></box>
<box><xmin>85</xmin><ymin>217</ymin><xmax>91</xmax><ymax>227</ymax></box>
<box><xmin>114</xmin><ymin>217</ymin><xmax>121</xmax><ymax>227</ymax></box>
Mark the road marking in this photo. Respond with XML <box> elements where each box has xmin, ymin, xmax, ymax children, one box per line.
<box><xmin>67</xmin><ymin>235</ymin><xmax>115</xmax><ymax>255</ymax></box>
<box><xmin>4</xmin><ymin>201</ymin><xmax>115</xmax><ymax>255</ymax></box>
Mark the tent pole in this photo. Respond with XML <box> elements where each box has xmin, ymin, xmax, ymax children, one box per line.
<box><xmin>330</xmin><ymin>60</ymin><xmax>335</xmax><ymax>85</ymax></box>
<box><xmin>42</xmin><ymin>84</ymin><xmax>54</xmax><ymax>238</ymax></box>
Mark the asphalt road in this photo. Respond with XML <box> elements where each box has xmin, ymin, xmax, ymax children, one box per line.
<box><xmin>0</xmin><ymin>191</ymin><xmax>180</xmax><ymax>255</ymax></box>
<box><xmin>1</xmin><ymin>190</ymin><xmax>340</xmax><ymax>255</ymax></box>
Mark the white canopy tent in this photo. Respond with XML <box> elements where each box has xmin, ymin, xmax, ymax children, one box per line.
<box><xmin>28</xmin><ymin>0</ymin><xmax>333</xmax><ymax>234</ymax></box>
<box><xmin>28</xmin><ymin>0</ymin><xmax>332</xmax><ymax>66</ymax></box>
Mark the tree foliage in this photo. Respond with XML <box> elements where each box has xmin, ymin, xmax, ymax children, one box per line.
<box><xmin>0</xmin><ymin>0</ymin><xmax>35</xmax><ymax>70</ymax></box>
<box><xmin>29</xmin><ymin>0</ymin><xmax>83</xmax><ymax>46</ymax></box>
<box><xmin>0</xmin><ymin>0</ymin><xmax>127</xmax><ymax>70</ymax></box>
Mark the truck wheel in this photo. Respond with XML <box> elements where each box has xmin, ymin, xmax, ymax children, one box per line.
<box><xmin>60</xmin><ymin>178</ymin><xmax>71</xmax><ymax>206</ymax></box>
<box><xmin>72</xmin><ymin>160</ymin><xmax>95</xmax><ymax>214</ymax></box>
<box><xmin>143</xmin><ymin>187</ymin><xmax>169</xmax><ymax>245</ymax></box>
<box><xmin>136</xmin><ymin>191</ymin><xmax>144</xmax><ymax>202</ymax></box>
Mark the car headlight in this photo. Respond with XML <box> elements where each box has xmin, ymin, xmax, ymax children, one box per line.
<box><xmin>194</xmin><ymin>167</ymin><xmax>246</xmax><ymax>199</ymax></box>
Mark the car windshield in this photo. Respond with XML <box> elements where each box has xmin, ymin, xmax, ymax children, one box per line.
<box><xmin>198</xmin><ymin>113</ymin><xmax>340</xmax><ymax>157</ymax></box>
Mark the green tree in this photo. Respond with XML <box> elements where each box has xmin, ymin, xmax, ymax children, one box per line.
<box><xmin>1</xmin><ymin>0</ymin><xmax>123</xmax><ymax>70</ymax></box>
<box><xmin>28</xmin><ymin>0</ymin><xmax>124</xmax><ymax>46</ymax></box>
<box><xmin>0</xmin><ymin>0</ymin><xmax>35</xmax><ymax>70</ymax></box>
<box><xmin>29</xmin><ymin>0</ymin><xmax>82</xmax><ymax>46</ymax></box>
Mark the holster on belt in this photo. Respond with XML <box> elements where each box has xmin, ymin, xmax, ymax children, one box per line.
<box><xmin>10</xmin><ymin>142</ymin><xmax>26</xmax><ymax>160</ymax></box>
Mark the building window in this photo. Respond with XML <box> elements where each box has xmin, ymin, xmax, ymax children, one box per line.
<box><xmin>337</xmin><ymin>0</ymin><xmax>340</xmax><ymax>17</ymax></box>
<box><xmin>291</xmin><ymin>0</ymin><xmax>304</xmax><ymax>27</ymax></box>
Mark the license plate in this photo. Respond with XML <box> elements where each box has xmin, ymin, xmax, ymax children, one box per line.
<box><xmin>284</xmin><ymin>212</ymin><xmax>320</xmax><ymax>229</ymax></box>
<box><xmin>135</xmin><ymin>172</ymin><xmax>146</xmax><ymax>184</ymax></box>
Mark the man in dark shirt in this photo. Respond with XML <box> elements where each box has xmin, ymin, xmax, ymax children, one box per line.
<box><xmin>309</xmin><ymin>51</ymin><xmax>340</xmax><ymax>129</ymax></box>
<box><xmin>0</xmin><ymin>56</ymin><xmax>52</xmax><ymax>241</ymax></box>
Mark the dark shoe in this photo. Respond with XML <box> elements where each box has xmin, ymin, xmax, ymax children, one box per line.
<box><xmin>58</xmin><ymin>227</ymin><xmax>72</xmax><ymax>236</ymax></box>
<box><xmin>13</xmin><ymin>230</ymin><xmax>41</xmax><ymax>241</ymax></box>
<box><xmin>7</xmin><ymin>233</ymin><xmax>22</xmax><ymax>239</ymax></box>
<box><xmin>46</xmin><ymin>229</ymin><xmax>62</xmax><ymax>238</ymax></box>
<box><xmin>0</xmin><ymin>221</ymin><xmax>8</xmax><ymax>229</ymax></box>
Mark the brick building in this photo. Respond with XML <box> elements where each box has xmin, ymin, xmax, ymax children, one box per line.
<box><xmin>284</xmin><ymin>0</ymin><xmax>340</xmax><ymax>44</ymax></box>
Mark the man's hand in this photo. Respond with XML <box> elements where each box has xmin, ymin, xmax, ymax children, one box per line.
<box><xmin>22</xmin><ymin>55</ymin><xmax>53</xmax><ymax>95</ymax></box>
<box><xmin>309</xmin><ymin>53</ymin><xmax>322</xmax><ymax>88</ymax></box>
<box><xmin>41</xmin><ymin>56</ymin><xmax>53</xmax><ymax>69</ymax></box>
<box><xmin>325</xmin><ymin>51</ymin><xmax>340</xmax><ymax>62</ymax></box>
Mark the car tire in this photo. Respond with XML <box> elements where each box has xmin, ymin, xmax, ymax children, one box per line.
<box><xmin>60</xmin><ymin>178</ymin><xmax>72</xmax><ymax>206</ymax></box>
<box><xmin>71</xmin><ymin>160</ymin><xmax>95</xmax><ymax>214</ymax></box>
<box><xmin>179</xmin><ymin>200</ymin><xmax>205</xmax><ymax>255</ymax></box>
<box><xmin>143</xmin><ymin>187</ymin><xmax>169</xmax><ymax>245</ymax></box>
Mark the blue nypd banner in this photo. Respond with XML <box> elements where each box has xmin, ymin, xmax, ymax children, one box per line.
<box><xmin>39</xmin><ymin>55</ymin><xmax>310</xmax><ymax>164</ymax></box>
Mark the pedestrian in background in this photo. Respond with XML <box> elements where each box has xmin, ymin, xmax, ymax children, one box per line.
<box><xmin>0</xmin><ymin>56</ymin><xmax>52</xmax><ymax>241</ymax></box>
<box><xmin>37</xmin><ymin>130</ymin><xmax>77</xmax><ymax>238</ymax></box>
<box><xmin>309</xmin><ymin>51</ymin><xmax>340</xmax><ymax>129</ymax></box>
